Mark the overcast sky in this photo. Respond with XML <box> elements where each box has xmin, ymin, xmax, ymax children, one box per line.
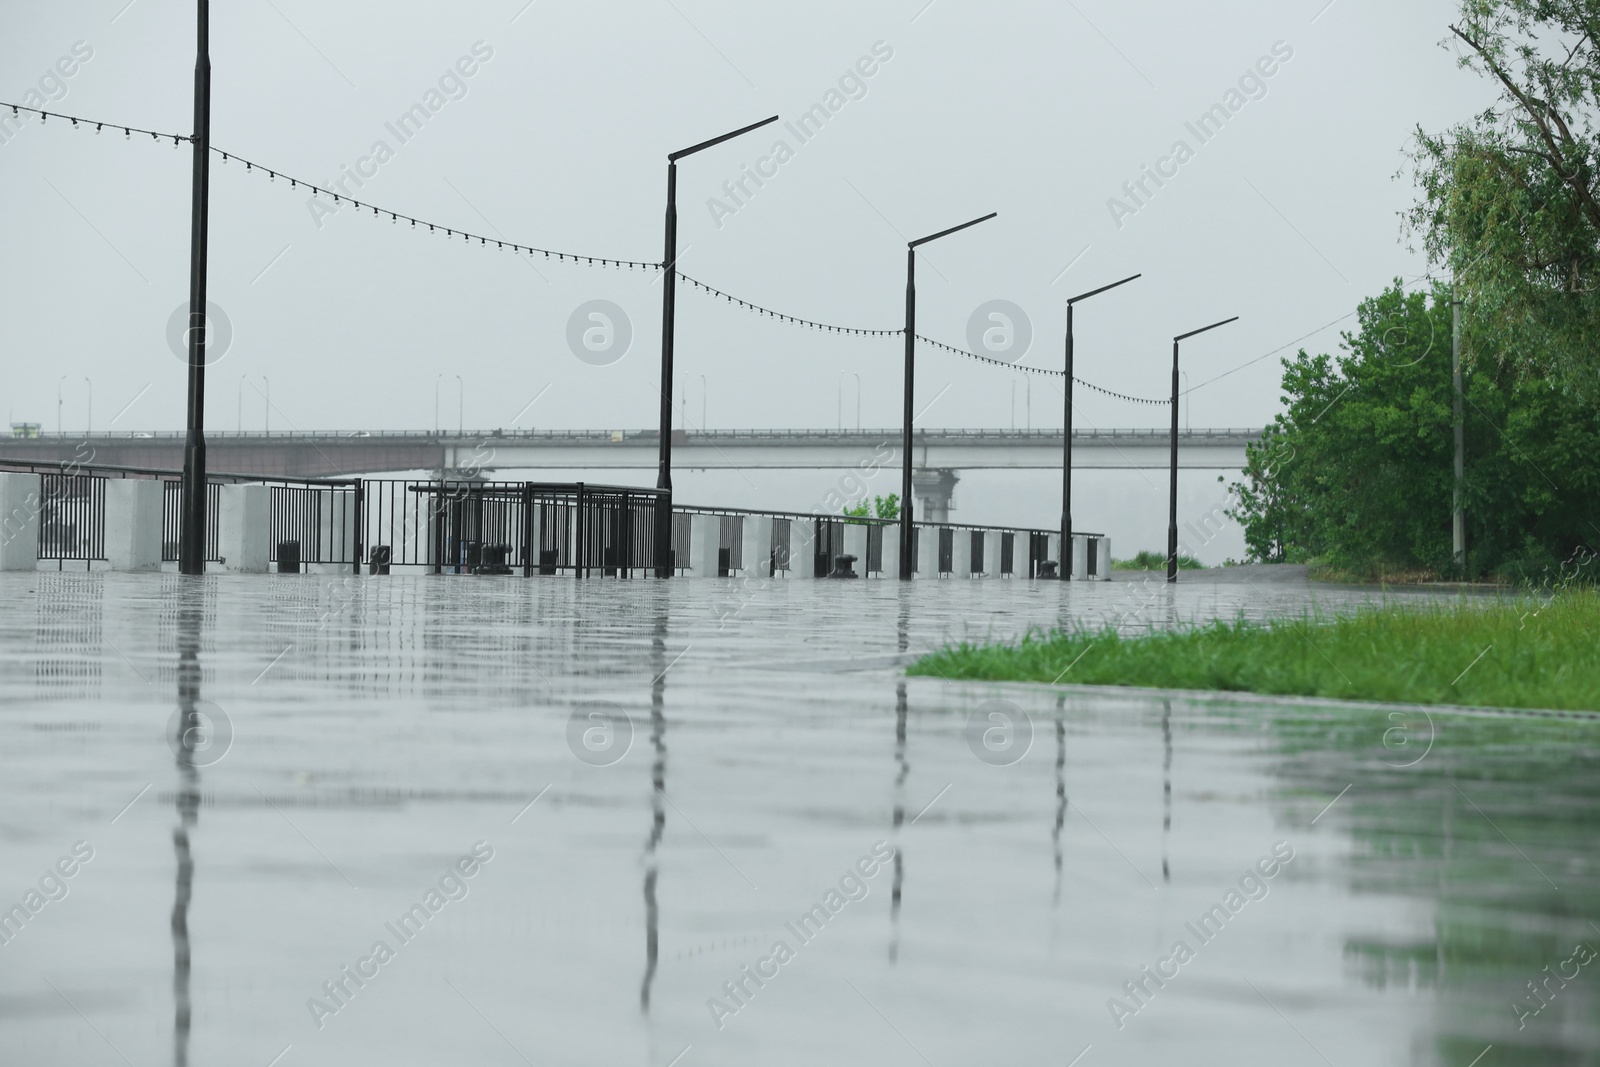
<box><xmin>1</xmin><ymin>0</ymin><xmax>1491</xmax><ymax>558</ymax></box>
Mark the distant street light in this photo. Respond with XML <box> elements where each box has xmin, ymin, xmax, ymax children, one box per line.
<box><xmin>455</xmin><ymin>375</ymin><xmax>463</xmax><ymax>435</ymax></box>
<box><xmin>1168</xmin><ymin>316</ymin><xmax>1238</xmax><ymax>582</ymax></box>
<box><xmin>654</xmin><ymin>114</ymin><xmax>780</xmax><ymax>578</ymax></box>
<box><xmin>898</xmin><ymin>212</ymin><xmax>998</xmax><ymax>580</ymax></box>
<box><xmin>1061</xmin><ymin>273</ymin><xmax>1140</xmax><ymax>579</ymax></box>
<box><xmin>58</xmin><ymin>376</ymin><xmax>66</xmax><ymax>435</ymax></box>
<box><xmin>83</xmin><ymin>377</ymin><xmax>91</xmax><ymax>434</ymax></box>
<box><xmin>853</xmin><ymin>373</ymin><xmax>861</xmax><ymax>431</ymax></box>
<box><xmin>700</xmin><ymin>373</ymin><xmax>707</xmax><ymax>429</ymax></box>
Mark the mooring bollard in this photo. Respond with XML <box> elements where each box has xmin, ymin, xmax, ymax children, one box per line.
<box><xmin>828</xmin><ymin>553</ymin><xmax>859</xmax><ymax>579</ymax></box>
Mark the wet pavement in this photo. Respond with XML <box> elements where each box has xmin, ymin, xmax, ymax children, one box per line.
<box><xmin>1</xmin><ymin>570</ymin><xmax>1596</xmax><ymax>1066</ymax></box>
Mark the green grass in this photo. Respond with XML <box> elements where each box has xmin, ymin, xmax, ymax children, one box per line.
<box><xmin>1113</xmin><ymin>549</ymin><xmax>1204</xmax><ymax>570</ymax></box>
<box><xmin>909</xmin><ymin>590</ymin><xmax>1600</xmax><ymax>711</ymax></box>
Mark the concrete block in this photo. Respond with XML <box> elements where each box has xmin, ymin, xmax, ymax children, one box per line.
<box><xmin>952</xmin><ymin>528</ymin><xmax>973</xmax><ymax>578</ymax></box>
<box><xmin>1090</xmin><ymin>536</ymin><xmax>1111</xmax><ymax>580</ymax></box>
<box><xmin>842</xmin><ymin>524</ymin><xmax>868</xmax><ymax>576</ymax></box>
<box><xmin>688</xmin><ymin>514</ymin><xmax>718</xmax><ymax>577</ymax></box>
<box><xmin>741</xmin><ymin>515</ymin><xmax>774</xmax><ymax>578</ymax></box>
<box><xmin>0</xmin><ymin>473</ymin><xmax>41</xmax><ymax>571</ymax></box>
<box><xmin>878</xmin><ymin>526</ymin><xmax>900</xmax><ymax>579</ymax></box>
<box><xmin>980</xmin><ymin>531</ymin><xmax>1001</xmax><ymax>578</ymax></box>
<box><xmin>217</xmin><ymin>484</ymin><xmax>270</xmax><ymax>573</ymax></box>
<box><xmin>105</xmin><ymin>479</ymin><xmax>162</xmax><ymax>572</ymax></box>
<box><xmin>788</xmin><ymin>517</ymin><xmax>816</xmax><ymax>578</ymax></box>
<box><xmin>1071</xmin><ymin>534</ymin><xmax>1088</xmax><ymax>580</ymax></box>
<box><xmin>916</xmin><ymin>525</ymin><xmax>940</xmax><ymax>578</ymax></box>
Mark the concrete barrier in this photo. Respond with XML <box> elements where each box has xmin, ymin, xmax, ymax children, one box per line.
<box><xmin>217</xmin><ymin>484</ymin><xmax>270</xmax><ymax>573</ymax></box>
<box><xmin>877</xmin><ymin>527</ymin><xmax>899</xmax><ymax>579</ymax></box>
<box><xmin>106</xmin><ymin>479</ymin><xmax>162</xmax><ymax>572</ymax></box>
<box><xmin>980</xmin><ymin>531</ymin><xmax>1000</xmax><ymax>578</ymax></box>
<box><xmin>788</xmin><ymin>518</ymin><xmax>816</xmax><ymax>578</ymax></box>
<box><xmin>952</xmin><ymin>528</ymin><xmax>973</xmax><ymax>578</ymax></box>
<box><xmin>0</xmin><ymin>472</ymin><xmax>42</xmax><ymax>571</ymax></box>
<box><xmin>916</xmin><ymin>525</ymin><xmax>940</xmax><ymax>578</ymax></box>
<box><xmin>842</xmin><ymin>524</ymin><xmax>868</xmax><ymax>576</ymax></box>
<box><xmin>740</xmin><ymin>515</ymin><xmax>773</xmax><ymax>578</ymax></box>
<box><xmin>688</xmin><ymin>514</ymin><xmax>718</xmax><ymax>577</ymax></box>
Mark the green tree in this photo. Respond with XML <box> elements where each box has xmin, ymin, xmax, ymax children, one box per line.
<box><xmin>1228</xmin><ymin>281</ymin><xmax>1600</xmax><ymax>579</ymax></box>
<box><xmin>1408</xmin><ymin>0</ymin><xmax>1600</xmax><ymax>395</ymax></box>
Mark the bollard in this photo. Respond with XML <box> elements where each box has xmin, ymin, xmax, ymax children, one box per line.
<box><xmin>828</xmin><ymin>553</ymin><xmax>859</xmax><ymax>579</ymax></box>
<box><xmin>368</xmin><ymin>545</ymin><xmax>391</xmax><ymax>575</ymax></box>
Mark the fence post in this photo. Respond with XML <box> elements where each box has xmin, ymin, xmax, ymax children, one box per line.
<box><xmin>351</xmin><ymin>478</ymin><xmax>364</xmax><ymax>576</ymax></box>
<box><xmin>574</xmin><ymin>482</ymin><xmax>586</xmax><ymax>579</ymax></box>
<box><xmin>521</xmin><ymin>483</ymin><xmax>534</xmax><ymax>577</ymax></box>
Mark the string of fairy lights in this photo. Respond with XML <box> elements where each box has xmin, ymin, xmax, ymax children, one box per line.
<box><xmin>7</xmin><ymin>98</ymin><xmax>1173</xmax><ymax>406</ymax></box>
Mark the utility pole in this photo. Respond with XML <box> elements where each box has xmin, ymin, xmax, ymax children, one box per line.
<box><xmin>1452</xmin><ymin>283</ymin><xmax>1465</xmax><ymax>568</ymax></box>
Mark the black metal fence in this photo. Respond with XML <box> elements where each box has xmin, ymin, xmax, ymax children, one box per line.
<box><xmin>5</xmin><ymin>457</ymin><xmax>1093</xmax><ymax>578</ymax></box>
<box><xmin>358</xmin><ymin>480</ymin><xmax>667</xmax><ymax>575</ymax></box>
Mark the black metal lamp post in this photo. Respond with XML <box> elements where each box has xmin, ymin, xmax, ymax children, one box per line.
<box><xmin>1167</xmin><ymin>316</ymin><xmax>1238</xmax><ymax>582</ymax></box>
<box><xmin>897</xmin><ymin>212</ymin><xmax>997</xmax><ymax>580</ymax></box>
<box><xmin>1061</xmin><ymin>273</ymin><xmax>1140</xmax><ymax>579</ymax></box>
<box><xmin>653</xmin><ymin>115</ymin><xmax>778</xmax><ymax>577</ymax></box>
<box><xmin>179</xmin><ymin>0</ymin><xmax>212</xmax><ymax>575</ymax></box>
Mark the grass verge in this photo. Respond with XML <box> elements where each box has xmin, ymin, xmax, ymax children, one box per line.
<box><xmin>909</xmin><ymin>591</ymin><xmax>1600</xmax><ymax>712</ymax></box>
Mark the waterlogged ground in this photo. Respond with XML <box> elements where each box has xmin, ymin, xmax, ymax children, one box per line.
<box><xmin>0</xmin><ymin>569</ymin><xmax>1596</xmax><ymax>1066</ymax></box>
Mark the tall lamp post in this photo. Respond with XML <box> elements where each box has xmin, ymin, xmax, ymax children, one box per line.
<box><xmin>1061</xmin><ymin>273</ymin><xmax>1139</xmax><ymax>579</ymax></box>
<box><xmin>899</xmin><ymin>212</ymin><xmax>997</xmax><ymax>580</ymax></box>
<box><xmin>1168</xmin><ymin>316</ymin><xmax>1238</xmax><ymax>582</ymax></box>
<box><xmin>179</xmin><ymin>0</ymin><xmax>212</xmax><ymax>575</ymax></box>
<box><xmin>654</xmin><ymin>115</ymin><xmax>778</xmax><ymax>577</ymax></box>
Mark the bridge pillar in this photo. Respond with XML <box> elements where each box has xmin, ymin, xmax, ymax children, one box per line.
<box><xmin>911</xmin><ymin>468</ymin><xmax>959</xmax><ymax>524</ymax></box>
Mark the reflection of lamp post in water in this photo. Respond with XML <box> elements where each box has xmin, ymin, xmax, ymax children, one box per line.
<box><xmin>171</xmin><ymin>595</ymin><xmax>204</xmax><ymax>1067</ymax></box>
<box><xmin>640</xmin><ymin>611</ymin><xmax>669</xmax><ymax>1012</ymax></box>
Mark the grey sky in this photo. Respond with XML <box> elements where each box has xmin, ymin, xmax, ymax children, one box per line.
<box><xmin>0</xmin><ymin>0</ymin><xmax>1491</xmax><ymax>557</ymax></box>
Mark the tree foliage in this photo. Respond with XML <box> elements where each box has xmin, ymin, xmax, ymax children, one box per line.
<box><xmin>1409</xmin><ymin>0</ymin><xmax>1600</xmax><ymax>395</ymax></box>
<box><xmin>1228</xmin><ymin>282</ymin><xmax>1600</xmax><ymax>579</ymax></box>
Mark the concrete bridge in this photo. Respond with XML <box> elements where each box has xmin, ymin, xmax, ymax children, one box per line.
<box><xmin>4</xmin><ymin>427</ymin><xmax>1259</xmax><ymax>479</ymax></box>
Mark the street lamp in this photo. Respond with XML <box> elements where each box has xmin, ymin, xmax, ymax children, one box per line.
<box><xmin>853</xmin><ymin>372</ymin><xmax>861</xmax><ymax>431</ymax></box>
<box><xmin>179</xmin><ymin>0</ymin><xmax>213</xmax><ymax>575</ymax></box>
<box><xmin>83</xmin><ymin>377</ymin><xmax>91</xmax><ymax>434</ymax></box>
<box><xmin>455</xmin><ymin>375</ymin><xmax>463</xmax><ymax>435</ymax></box>
<box><xmin>434</xmin><ymin>374</ymin><xmax>442</xmax><ymax>434</ymax></box>
<box><xmin>1168</xmin><ymin>316</ymin><xmax>1238</xmax><ymax>582</ymax></box>
<box><xmin>654</xmin><ymin>115</ymin><xmax>779</xmax><ymax>578</ymax></box>
<box><xmin>58</xmin><ymin>376</ymin><xmax>66</xmax><ymax>435</ymax></box>
<box><xmin>899</xmin><ymin>212</ymin><xmax>997</xmax><ymax>580</ymax></box>
<box><xmin>1061</xmin><ymin>273</ymin><xmax>1140</xmax><ymax>579</ymax></box>
<box><xmin>699</xmin><ymin>373</ymin><xmax>707</xmax><ymax>429</ymax></box>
